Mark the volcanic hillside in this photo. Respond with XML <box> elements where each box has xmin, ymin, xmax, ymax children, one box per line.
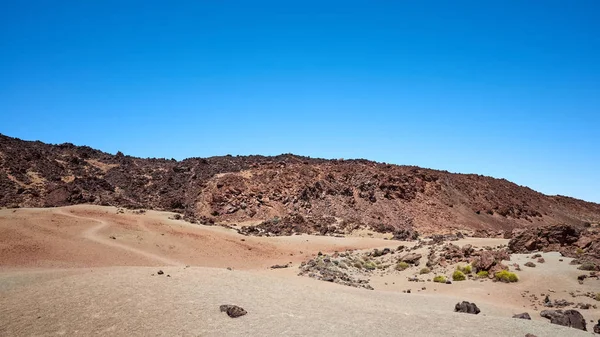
<box><xmin>1</xmin><ymin>133</ymin><xmax>599</xmax><ymax>235</ymax></box>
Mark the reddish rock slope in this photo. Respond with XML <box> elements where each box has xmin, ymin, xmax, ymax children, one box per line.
<box><xmin>1</xmin><ymin>133</ymin><xmax>599</xmax><ymax>234</ymax></box>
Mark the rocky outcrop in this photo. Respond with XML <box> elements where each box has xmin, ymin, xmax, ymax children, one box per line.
<box><xmin>509</xmin><ymin>224</ymin><xmax>600</xmax><ymax>266</ymax></box>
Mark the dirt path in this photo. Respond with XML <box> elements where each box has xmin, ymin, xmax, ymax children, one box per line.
<box><xmin>56</xmin><ymin>210</ymin><xmax>184</xmax><ymax>267</ymax></box>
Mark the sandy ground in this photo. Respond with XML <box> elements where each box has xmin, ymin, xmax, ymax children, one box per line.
<box><xmin>0</xmin><ymin>205</ymin><xmax>598</xmax><ymax>336</ymax></box>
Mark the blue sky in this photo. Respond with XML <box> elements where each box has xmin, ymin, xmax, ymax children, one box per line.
<box><xmin>1</xmin><ymin>1</ymin><xmax>599</xmax><ymax>202</ymax></box>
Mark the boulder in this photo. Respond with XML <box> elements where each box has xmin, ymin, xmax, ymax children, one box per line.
<box><xmin>472</xmin><ymin>251</ymin><xmax>495</xmax><ymax>271</ymax></box>
<box><xmin>400</xmin><ymin>253</ymin><xmax>422</xmax><ymax>264</ymax></box>
<box><xmin>593</xmin><ymin>319</ymin><xmax>600</xmax><ymax>334</ymax></box>
<box><xmin>540</xmin><ymin>309</ymin><xmax>586</xmax><ymax>331</ymax></box>
<box><xmin>454</xmin><ymin>301</ymin><xmax>480</xmax><ymax>314</ymax></box>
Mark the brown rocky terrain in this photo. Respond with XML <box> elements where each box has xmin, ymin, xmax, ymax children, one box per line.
<box><xmin>2</xmin><ymin>133</ymin><xmax>600</xmax><ymax>236</ymax></box>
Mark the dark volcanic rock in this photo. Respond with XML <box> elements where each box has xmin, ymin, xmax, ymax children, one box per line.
<box><xmin>220</xmin><ymin>304</ymin><xmax>247</xmax><ymax>318</ymax></box>
<box><xmin>512</xmin><ymin>312</ymin><xmax>531</xmax><ymax>320</ymax></box>
<box><xmin>270</xmin><ymin>264</ymin><xmax>289</xmax><ymax>269</ymax></box>
<box><xmin>593</xmin><ymin>319</ymin><xmax>600</xmax><ymax>334</ymax></box>
<box><xmin>454</xmin><ymin>301</ymin><xmax>480</xmax><ymax>315</ymax></box>
<box><xmin>540</xmin><ymin>309</ymin><xmax>586</xmax><ymax>331</ymax></box>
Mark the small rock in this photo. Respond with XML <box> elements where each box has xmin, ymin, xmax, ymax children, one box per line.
<box><xmin>270</xmin><ymin>264</ymin><xmax>289</xmax><ymax>269</ymax></box>
<box><xmin>109</xmin><ymin>236</ymin><xmax>116</xmax><ymax>240</ymax></box>
<box><xmin>524</xmin><ymin>262</ymin><xmax>536</xmax><ymax>268</ymax></box>
<box><xmin>157</xmin><ymin>270</ymin><xmax>164</xmax><ymax>275</ymax></box>
<box><xmin>513</xmin><ymin>312</ymin><xmax>531</xmax><ymax>320</ymax></box>
<box><xmin>220</xmin><ymin>305</ymin><xmax>247</xmax><ymax>318</ymax></box>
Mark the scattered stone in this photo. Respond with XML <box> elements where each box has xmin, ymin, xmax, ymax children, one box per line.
<box><xmin>540</xmin><ymin>309</ymin><xmax>587</xmax><ymax>331</ymax></box>
<box><xmin>537</xmin><ymin>257</ymin><xmax>545</xmax><ymax>263</ymax></box>
<box><xmin>109</xmin><ymin>235</ymin><xmax>116</xmax><ymax>240</ymax></box>
<box><xmin>157</xmin><ymin>270</ymin><xmax>164</xmax><ymax>275</ymax></box>
<box><xmin>513</xmin><ymin>312</ymin><xmax>531</xmax><ymax>320</ymax></box>
<box><xmin>400</xmin><ymin>253</ymin><xmax>422</xmax><ymax>264</ymax></box>
<box><xmin>575</xmin><ymin>303</ymin><xmax>591</xmax><ymax>310</ymax></box>
<box><xmin>454</xmin><ymin>301</ymin><xmax>480</xmax><ymax>314</ymax></box>
<box><xmin>524</xmin><ymin>262</ymin><xmax>536</xmax><ymax>268</ymax></box>
<box><xmin>593</xmin><ymin>320</ymin><xmax>600</xmax><ymax>334</ymax></box>
<box><xmin>220</xmin><ymin>304</ymin><xmax>247</xmax><ymax>318</ymax></box>
<box><xmin>270</xmin><ymin>264</ymin><xmax>289</xmax><ymax>269</ymax></box>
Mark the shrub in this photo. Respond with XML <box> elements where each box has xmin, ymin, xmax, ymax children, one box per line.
<box><xmin>419</xmin><ymin>267</ymin><xmax>431</xmax><ymax>274</ymax></box>
<box><xmin>575</xmin><ymin>248</ymin><xmax>584</xmax><ymax>256</ymax></box>
<box><xmin>595</xmin><ymin>293</ymin><xmax>600</xmax><ymax>301</ymax></box>
<box><xmin>494</xmin><ymin>270</ymin><xmax>518</xmax><ymax>283</ymax></box>
<box><xmin>364</xmin><ymin>261</ymin><xmax>377</xmax><ymax>270</ymax></box>
<box><xmin>476</xmin><ymin>270</ymin><xmax>489</xmax><ymax>278</ymax></box>
<box><xmin>457</xmin><ymin>265</ymin><xmax>472</xmax><ymax>274</ymax></box>
<box><xmin>452</xmin><ymin>270</ymin><xmax>466</xmax><ymax>281</ymax></box>
<box><xmin>433</xmin><ymin>275</ymin><xmax>447</xmax><ymax>283</ymax></box>
<box><xmin>396</xmin><ymin>261</ymin><xmax>410</xmax><ymax>271</ymax></box>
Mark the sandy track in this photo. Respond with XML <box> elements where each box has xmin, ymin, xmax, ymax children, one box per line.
<box><xmin>0</xmin><ymin>205</ymin><xmax>396</xmax><ymax>269</ymax></box>
<box><xmin>56</xmin><ymin>210</ymin><xmax>184</xmax><ymax>266</ymax></box>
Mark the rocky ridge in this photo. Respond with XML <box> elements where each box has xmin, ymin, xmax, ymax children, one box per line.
<box><xmin>2</xmin><ymin>133</ymin><xmax>600</xmax><ymax>236</ymax></box>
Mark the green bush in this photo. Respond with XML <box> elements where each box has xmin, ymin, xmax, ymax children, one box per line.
<box><xmin>364</xmin><ymin>261</ymin><xmax>377</xmax><ymax>270</ymax></box>
<box><xmin>433</xmin><ymin>275</ymin><xmax>447</xmax><ymax>283</ymax></box>
<box><xmin>419</xmin><ymin>267</ymin><xmax>431</xmax><ymax>274</ymax></box>
<box><xmin>494</xmin><ymin>270</ymin><xmax>518</xmax><ymax>283</ymax></box>
<box><xmin>595</xmin><ymin>293</ymin><xmax>600</xmax><ymax>301</ymax></box>
<box><xmin>452</xmin><ymin>270</ymin><xmax>466</xmax><ymax>281</ymax></box>
<box><xmin>575</xmin><ymin>247</ymin><xmax>584</xmax><ymax>256</ymax></box>
<box><xmin>396</xmin><ymin>261</ymin><xmax>410</xmax><ymax>271</ymax></box>
<box><xmin>476</xmin><ymin>270</ymin><xmax>489</xmax><ymax>278</ymax></box>
<box><xmin>457</xmin><ymin>265</ymin><xmax>472</xmax><ymax>274</ymax></box>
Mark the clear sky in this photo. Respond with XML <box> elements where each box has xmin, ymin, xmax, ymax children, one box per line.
<box><xmin>1</xmin><ymin>1</ymin><xmax>599</xmax><ymax>203</ymax></box>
